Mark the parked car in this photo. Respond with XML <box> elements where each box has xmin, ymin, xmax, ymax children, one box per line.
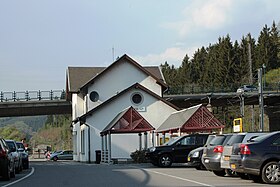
<box><xmin>145</xmin><ymin>133</ymin><xmax>210</xmax><ymax>167</ymax></box>
<box><xmin>187</xmin><ymin>134</ymin><xmax>216</xmax><ymax>170</ymax></box>
<box><xmin>0</xmin><ymin>137</ymin><xmax>15</xmax><ymax>180</ymax></box>
<box><xmin>5</xmin><ymin>140</ymin><xmax>23</xmax><ymax>173</ymax></box>
<box><xmin>236</xmin><ymin>85</ymin><xmax>257</xmax><ymax>93</ymax></box>
<box><xmin>202</xmin><ymin>134</ymin><xmax>233</xmax><ymax>176</ymax></box>
<box><xmin>220</xmin><ymin>132</ymin><xmax>267</xmax><ymax>177</ymax></box>
<box><xmin>16</xmin><ymin>142</ymin><xmax>29</xmax><ymax>169</ymax></box>
<box><xmin>230</xmin><ymin>131</ymin><xmax>280</xmax><ymax>184</ymax></box>
<box><xmin>50</xmin><ymin>150</ymin><xmax>73</xmax><ymax>161</ymax></box>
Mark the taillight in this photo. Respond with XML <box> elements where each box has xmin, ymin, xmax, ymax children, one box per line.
<box><xmin>0</xmin><ymin>149</ymin><xmax>7</xmax><ymax>157</ymax></box>
<box><xmin>240</xmin><ymin>144</ymin><xmax>251</xmax><ymax>155</ymax></box>
<box><xmin>213</xmin><ymin>145</ymin><xmax>223</xmax><ymax>153</ymax></box>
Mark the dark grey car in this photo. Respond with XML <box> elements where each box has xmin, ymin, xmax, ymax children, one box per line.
<box><xmin>202</xmin><ymin>134</ymin><xmax>233</xmax><ymax>176</ymax></box>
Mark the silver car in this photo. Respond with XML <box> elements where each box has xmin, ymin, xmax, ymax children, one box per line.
<box><xmin>5</xmin><ymin>140</ymin><xmax>23</xmax><ymax>174</ymax></box>
<box><xmin>50</xmin><ymin>150</ymin><xmax>73</xmax><ymax>161</ymax></box>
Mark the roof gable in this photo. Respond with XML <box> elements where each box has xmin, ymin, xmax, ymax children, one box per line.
<box><xmin>101</xmin><ymin>106</ymin><xmax>155</xmax><ymax>135</ymax></box>
<box><xmin>156</xmin><ymin>104</ymin><xmax>224</xmax><ymax>133</ymax></box>
<box><xmin>79</xmin><ymin>54</ymin><xmax>167</xmax><ymax>92</ymax></box>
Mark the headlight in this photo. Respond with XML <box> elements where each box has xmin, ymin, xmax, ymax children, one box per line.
<box><xmin>192</xmin><ymin>151</ymin><xmax>199</xmax><ymax>158</ymax></box>
<box><xmin>149</xmin><ymin>147</ymin><xmax>156</xmax><ymax>152</ymax></box>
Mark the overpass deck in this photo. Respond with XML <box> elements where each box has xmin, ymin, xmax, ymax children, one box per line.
<box><xmin>0</xmin><ymin>90</ymin><xmax>279</xmax><ymax>117</ymax></box>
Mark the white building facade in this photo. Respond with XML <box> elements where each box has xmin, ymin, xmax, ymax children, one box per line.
<box><xmin>67</xmin><ymin>54</ymin><xmax>179</xmax><ymax>163</ymax></box>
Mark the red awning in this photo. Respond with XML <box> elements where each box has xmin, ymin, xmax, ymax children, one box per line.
<box><xmin>101</xmin><ymin>106</ymin><xmax>155</xmax><ymax>135</ymax></box>
<box><xmin>157</xmin><ymin>104</ymin><xmax>224</xmax><ymax>133</ymax></box>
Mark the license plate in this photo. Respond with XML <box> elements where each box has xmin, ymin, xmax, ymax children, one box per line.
<box><xmin>187</xmin><ymin>157</ymin><xmax>190</xmax><ymax>162</ymax></box>
<box><xmin>231</xmin><ymin>164</ymin><xmax>236</xmax><ymax>169</ymax></box>
<box><xmin>224</xmin><ymin>156</ymin><xmax>230</xmax><ymax>161</ymax></box>
<box><xmin>204</xmin><ymin>159</ymin><xmax>209</xmax><ymax>163</ymax></box>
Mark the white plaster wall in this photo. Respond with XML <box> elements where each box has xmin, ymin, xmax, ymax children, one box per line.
<box><xmin>82</xmin><ymin>88</ymin><xmax>177</xmax><ymax>161</ymax></box>
<box><xmin>86</xmin><ymin>61</ymin><xmax>162</xmax><ymax>111</ymax></box>
<box><xmin>72</xmin><ymin>122</ymin><xmax>81</xmax><ymax>161</ymax></box>
<box><xmin>72</xmin><ymin>93</ymin><xmax>84</xmax><ymax>120</ymax></box>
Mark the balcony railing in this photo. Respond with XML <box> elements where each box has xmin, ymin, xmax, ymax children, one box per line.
<box><xmin>0</xmin><ymin>90</ymin><xmax>66</xmax><ymax>102</ymax></box>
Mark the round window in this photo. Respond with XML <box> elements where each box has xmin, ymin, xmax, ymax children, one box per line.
<box><xmin>89</xmin><ymin>91</ymin><xmax>99</xmax><ymax>102</ymax></box>
<box><xmin>131</xmin><ymin>93</ymin><xmax>143</xmax><ymax>105</ymax></box>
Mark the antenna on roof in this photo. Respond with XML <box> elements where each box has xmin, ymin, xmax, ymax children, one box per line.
<box><xmin>112</xmin><ymin>46</ymin><xmax>115</xmax><ymax>62</ymax></box>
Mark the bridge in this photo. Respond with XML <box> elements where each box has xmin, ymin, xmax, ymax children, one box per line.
<box><xmin>0</xmin><ymin>89</ymin><xmax>279</xmax><ymax>117</ymax></box>
<box><xmin>0</xmin><ymin>90</ymin><xmax>71</xmax><ymax>117</ymax></box>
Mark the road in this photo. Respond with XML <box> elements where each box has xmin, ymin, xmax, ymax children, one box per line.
<box><xmin>0</xmin><ymin>161</ymin><xmax>270</xmax><ymax>187</ymax></box>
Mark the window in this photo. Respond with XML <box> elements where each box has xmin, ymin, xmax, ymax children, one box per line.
<box><xmin>272</xmin><ymin>137</ymin><xmax>280</xmax><ymax>145</ymax></box>
<box><xmin>180</xmin><ymin>136</ymin><xmax>196</xmax><ymax>145</ymax></box>
<box><xmin>131</xmin><ymin>92</ymin><xmax>143</xmax><ymax>105</ymax></box>
<box><xmin>81</xmin><ymin>130</ymin><xmax>85</xmax><ymax>154</ymax></box>
<box><xmin>89</xmin><ymin>91</ymin><xmax>99</xmax><ymax>102</ymax></box>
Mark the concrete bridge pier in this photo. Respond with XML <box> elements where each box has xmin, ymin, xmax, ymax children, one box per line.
<box><xmin>265</xmin><ymin>106</ymin><xmax>280</xmax><ymax>131</ymax></box>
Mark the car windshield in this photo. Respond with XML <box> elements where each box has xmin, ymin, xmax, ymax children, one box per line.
<box><xmin>205</xmin><ymin>135</ymin><xmax>216</xmax><ymax>146</ymax></box>
<box><xmin>6</xmin><ymin>141</ymin><xmax>16</xmax><ymax>150</ymax></box>
<box><xmin>163</xmin><ymin>136</ymin><xmax>180</xmax><ymax>145</ymax></box>
<box><xmin>209</xmin><ymin>135</ymin><xmax>226</xmax><ymax>146</ymax></box>
<box><xmin>225</xmin><ymin>135</ymin><xmax>245</xmax><ymax>146</ymax></box>
<box><xmin>16</xmin><ymin>142</ymin><xmax>25</xmax><ymax>149</ymax></box>
<box><xmin>248</xmin><ymin>133</ymin><xmax>270</xmax><ymax>142</ymax></box>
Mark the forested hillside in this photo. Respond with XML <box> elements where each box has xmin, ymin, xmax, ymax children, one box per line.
<box><xmin>161</xmin><ymin>21</ymin><xmax>279</xmax><ymax>132</ymax></box>
<box><xmin>161</xmin><ymin>21</ymin><xmax>280</xmax><ymax>93</ymax></box>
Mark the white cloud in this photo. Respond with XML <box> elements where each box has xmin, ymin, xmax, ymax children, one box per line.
<box><xmin>162</xmin><ymin>0</ymin><xmax>233</xmax><ymax>37</ymax></box>
<box><xmin>134</xmin><ymin>46</ymin><xmax>198</xmax><ymax>67</ymax></box>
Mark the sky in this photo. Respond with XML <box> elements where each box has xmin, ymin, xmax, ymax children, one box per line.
<box><xmin>0</xmin><ymin>0</ymin><xmax>279</xmax><ymax>92</ymax></box>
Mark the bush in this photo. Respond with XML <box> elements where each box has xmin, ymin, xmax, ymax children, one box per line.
<box><xmin>130</xmin><ymin>150</ymin><xmax>148</xmax><ymax>163</ymax></box>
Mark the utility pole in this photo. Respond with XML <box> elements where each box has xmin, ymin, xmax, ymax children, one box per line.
<box><xmin>247</xmin><ymin>35</ymin><xmax>255</xmax><ymax>131</ymax></box>
<box><xmin>258</xmin><ymin>68</ymin><xmax>264</xmax><ymax>132</ymax></box>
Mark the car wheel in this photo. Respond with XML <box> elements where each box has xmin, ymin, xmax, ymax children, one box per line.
<box><xmin>261</xmin><ymin>161</ymin><xmax>280</xmax><ymax>184</ymax></box>
<box><xmin>195</xmin><ymin>164</ymin><xmax>206</xmax><ymax>170</ymax></box>
<box><xmin>158</xmin><ymin>154</ymin><xmax>172</xmax><ymax>167</ymax></box>
<box><xmin>151</xmin><ymin>161</ymin><xmax>159</xmax><ymax>167</ymax></box>
<box><xmin>24</xmin><ymin>161</ymin><xmax>29</xmax><ymax>169</ymax></box>
<box><xmin>2</xmin><ymin>161</ymin><xmax>11</xmax><ymax>181</ymax></box>
<box><xmin>249</xmin><ymin>174</ymin><xmax>262</xmax><ymax>183</ymax></box>
<box><xmin>10</xmin><ymin>163</ymin><xmax>16</xmax><ymax>178</ymax></box>
<box><xmin>225</xmin><ymin>169</ymin><xmax>238</xmax><ymax>177</ymax></box>
<box><xmin>237</xmin><ymin>172</ymin><xmax>250</xmax><ymax>180</ymax></box>
<box><xmin>53</xmin><ymin>156</ymin><xmax>58</xmax><ymax>161</ymax></box>
<box><xmin>213</xmin><ymin>170</ymin><xmax>226</xmax><ymax>177</ymax></box>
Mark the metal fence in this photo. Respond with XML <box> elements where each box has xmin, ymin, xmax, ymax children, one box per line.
<box><xmin>0</xmin><ymin>90</ymin><xmax>66</xmax><ymax>102</ymax></box>
<box><xmin>165</xmin><ymin>83</ymin><xmax>280</xmax><ymax>95</ymax></box>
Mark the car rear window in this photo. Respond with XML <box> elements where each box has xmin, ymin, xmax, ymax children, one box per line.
<box><xmin>209</xmin><ymin>136</ymin><xmax>226</xmax><ymax>146</ymax></box>
<box><xmin>225</xmin><ymin>135</ymin><xmax>245</xmax><ymax>145</ymax></box>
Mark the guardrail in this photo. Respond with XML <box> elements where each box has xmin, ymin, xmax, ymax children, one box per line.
<box><xmin>0</xmin><ymin>90</ymin><xmax>66</xmax><ymax>102</ymax></box>
<box><xmin>165</xmin><ymin>83</ymin><xmax>280</xmax><ymax>95</ymax></box>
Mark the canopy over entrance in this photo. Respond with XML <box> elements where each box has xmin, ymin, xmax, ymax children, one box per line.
<box><xmin>101</xmin><ymin>106</ymin><xmax>155</xmax><ymax>135</ymax></box>
<box><xmin>156</xmin><ymin>104</ymin><xmax>224</xmax><ymax>133</ymax></box>
<box><xmin>100</xmin><ymin>106</ymin><xmax>155</xmax><ymax>164</ymax></box>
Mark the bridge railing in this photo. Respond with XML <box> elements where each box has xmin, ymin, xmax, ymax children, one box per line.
<box><xmin>165</xmin><ymin>83</ymin><xmax>280</xmax><ymax>95</ymax></box>
<box><xmin>0</xmin><ymin>90</ymin><xmax>66</xmax><ymax>102</ymax></box>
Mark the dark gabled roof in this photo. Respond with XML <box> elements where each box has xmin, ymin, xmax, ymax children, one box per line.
<box><xmin>66</xmin><ymin>64</ymin><xmax>165</xmax><ymax>93</ymax></box>
<box><xmin>77</xmin><ymin>83</ymin><xmax>179</xmax><ymax>122</ymax></box>
<box><xmin>67</xmin><ymin>67</ymin><xmax>105</xmax><ymax>93</ymax></box>
<box><xmin>156</xmin><ymin>104</ymin><xmax>225</xmax><ymax>133</ymax></box>
<box><xmin>78</xmin><ymin>54</ymin><xmax>167</xmax><ymax>92</ymax></box>
<box><xmin>100</xmin><ymin>106</ymin><xmax>155</xmax><ymax>135</ymax></box>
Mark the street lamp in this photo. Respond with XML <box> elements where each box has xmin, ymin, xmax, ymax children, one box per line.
<box><xmin>262</xmin><ymin>64</ymin><xmax>266</xmax><ymax>89</ymax></box>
